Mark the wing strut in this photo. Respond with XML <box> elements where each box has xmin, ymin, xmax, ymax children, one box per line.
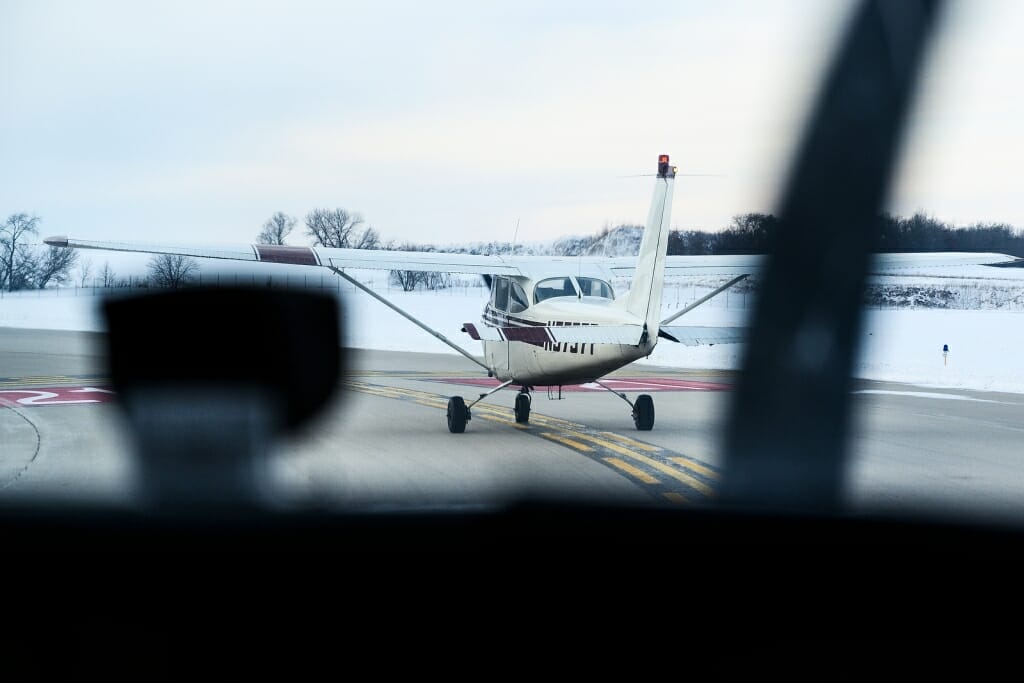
<box><xmin>327</xmin><ymin>266</ymin><xmax>490</xmax><ymax>372</ymax></box>
<box><xmin>660</xmin><ymin>274</ymin><xmax>749</xmax><ymax>326</ymax></box>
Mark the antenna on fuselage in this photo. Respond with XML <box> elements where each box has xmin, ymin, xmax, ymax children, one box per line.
<box><xmin>510</xmin><ymin>218</ymin><xmax>520</xmax><ymax>257</ymax></box>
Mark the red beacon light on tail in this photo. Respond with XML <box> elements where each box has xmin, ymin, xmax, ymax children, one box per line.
<box><xmin>657</xmin><ymin>154</ymin><xmax>676</xmax><ymax>178</ymax></box>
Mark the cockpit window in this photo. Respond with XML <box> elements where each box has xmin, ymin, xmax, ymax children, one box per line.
<box><xmin>534</xmin><ymin>277</ymin><xmax>578</xmax><ymax>303</ymax></box>
<box><xmin>492</xmin><ymin>276</ymin><xmax>510</xmax><ymax>311</ymax></box>
<box><xmin>575</xmin><ymin>277</ymin><xmax>614</xmax><ymax>300</ymax></box>
<box><xmin>509</xmin><ymin>282</ymin><xmax>529</xmax><ymax>313</ymax></box>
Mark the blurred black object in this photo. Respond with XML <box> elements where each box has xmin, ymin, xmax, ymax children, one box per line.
<box><xmin>103</xmin><ymin>286</ymin><xmax>343</xmax><ymax>509</ymax></box>
<box><xmin>104</xmin><ymin>286</ymin><xmax>342</xmax><ymax>431</ymax></box>
<box><xmin>721</xmin><ymin>0</ymin><xmax>943</xmax><ymax>512</ymax></box>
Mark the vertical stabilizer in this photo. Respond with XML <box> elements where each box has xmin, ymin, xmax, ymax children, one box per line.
<box><xmin>623</xmin><ymin>154</ymin><xmax>676</xmax><ymax>332</ymax></box>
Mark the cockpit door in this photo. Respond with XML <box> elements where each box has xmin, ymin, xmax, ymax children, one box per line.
<box><xmin>484</xmin><ymin>276</ymin><xmax>511</xmax><ymax>376</ymax></box>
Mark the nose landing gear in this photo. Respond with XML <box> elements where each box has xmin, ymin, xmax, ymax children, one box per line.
<box><xmin>514</xmin><ymin>387</ymin><xmax>532</xmax><ymax>424</ymax></box>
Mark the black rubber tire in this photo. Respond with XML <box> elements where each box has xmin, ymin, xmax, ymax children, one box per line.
<box><xmin>447</xmin><ymin>396</ymin><xmax>468</xmax><ymax>433</ymax></box>
<box><xmin>514</xmin><ymin>392</ymin><xmax>531</xmax><ymax>424</ymax></box>
<box><xmin>633</xmin><ymin>394</ymin><xmax>654</xmax><ymax>431</ymax></box>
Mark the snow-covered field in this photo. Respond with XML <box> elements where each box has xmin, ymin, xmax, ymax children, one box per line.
<box><xmin>3</xmin><ymin>268</ymin><xmax>1024</xmax><ymax>395</ymax></box>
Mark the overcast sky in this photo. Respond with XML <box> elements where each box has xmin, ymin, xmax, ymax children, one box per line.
<box><xmin>2</xmin><ymin>0</ymin><xmax>1021</xmax><ymax>250</ymax></box>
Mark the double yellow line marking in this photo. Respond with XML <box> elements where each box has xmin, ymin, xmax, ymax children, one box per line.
<box><xmin>0</xmin><ymin>375</ymin><xmax>109</xmax><ymax>389</ymax></box>
<box><xmin>341</xmin><ymin>379</ymin><xmax>720</xmax><ymax>504</ymax></box>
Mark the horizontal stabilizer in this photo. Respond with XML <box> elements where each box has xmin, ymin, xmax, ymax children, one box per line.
<box><xmin>659</xmin><ymin>325</ymin><xmax>747</xmax><ymax>346</ymax></box>
<box><xmin>462</xmin><ymin>323</ymin><xmax>646</xmax><ymax>346</ymax></box>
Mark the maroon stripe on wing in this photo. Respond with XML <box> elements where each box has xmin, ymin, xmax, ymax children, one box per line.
<box><xmin>255</xmin><ymin>245</ymin><xmax>319</xmax><ymax>265</ymax></box>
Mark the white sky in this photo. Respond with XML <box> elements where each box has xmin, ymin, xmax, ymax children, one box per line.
<box><xmin>2</xmin><ymin>0</ymin><xmax>1022</xmax><ymax>248</ymax></box>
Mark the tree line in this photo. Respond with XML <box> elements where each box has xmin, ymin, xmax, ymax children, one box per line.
<box><xmin>666</xmin><ymin>212</ymin><xmax>1024</xmax><ymax>257</ymax></box>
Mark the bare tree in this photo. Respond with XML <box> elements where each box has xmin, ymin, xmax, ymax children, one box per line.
<box><xmin>389</xmin><ymin>267</ymin><xmax>450</xmax><ymax>292</ymax></box>
<box><xmin>387</xmin><ymin>240</ymin><xmax>423</xmax><ymax>291</ymax></box>
<box><xmin>351</xmin><ymin>225</ymin><xmax>381</xmax><ymax>250</ymax></box>
<box><xmin>148</xmin><ymin>253</ymin><xmax>198</xmax><ymax>288</ymax></box>
<box><xmin>33</xmin><ymin>246</ymin><xmax>79</xmax><ymax>289</ymax></box>
<box><xmin>390</xmin><ymin>269</ymin><xmax>422</xmax><ymax>292</ymax></box>
<box><xmin>100</xmin><ymin>261</ymin><xmax>117</xmax><ymax>288</ymax></box>
<box><xmin>6</xmin><ymin>244</ymin><xmax>38</xmax><ymax>291</ymax></box>
<box><xmin>1</xmin><ymin>213</ymin><xmax>40</xmax><ymax>291</ymax></box>
<box><xmin>305</xmin><ymin>208</ymin><xmax>379</xmax><ymax>249</ymax></box>
<box><xmin>423</xmin><ymin>271</ymin><xmax>452</xmax><ymax>290</ymax></box>
<box><xmin>386</xmin><ymin>241</ymin><xmax>451</xmax><ymax>291</ymax></box>
<box><xmin>257</xmin><ymin>212</ymin><xmax>296</xmax><ymax>245</ymax></box>
<box><xmin>77</xmin><ymin>257</ymin><xmax>93</xmax><ymax>288</ymax></box>
<box><xmin>0</xmin><ymin>212</ymin><xmax>77</xmax><ymax>289</ymax></box>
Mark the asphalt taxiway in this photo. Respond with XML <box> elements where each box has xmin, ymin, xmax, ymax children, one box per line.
<box><xmin>3</xmin><ymin>327</ymin><xmax>1024</xmax><ymax>522</ymax></box>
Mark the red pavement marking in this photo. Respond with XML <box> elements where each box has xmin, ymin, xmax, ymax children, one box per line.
<box><xmin>0</xmin><ymin>379</ymin><xmax>732</xmax><ymax>407</ymax></box>
<box><xmin>0</xmin><ymin>387</ymin><xmax>116</xmax><ymax>408</ymax></box>
<box><xmin>429</xmin><ymin>377</ymin><xmax>731</xmax><ymax>392</ymax></box>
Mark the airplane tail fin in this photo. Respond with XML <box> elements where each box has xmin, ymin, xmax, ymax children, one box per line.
<box><xmin>622</xmin><ymin>154</ymin><xmax>676</xmax><ymax>334</ymax></box>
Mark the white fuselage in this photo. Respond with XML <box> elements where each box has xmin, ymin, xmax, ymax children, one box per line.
<box><xmin>480</xmin><ymin>275</ymin><xmax>655</xmax><ymax>386</ymax></box>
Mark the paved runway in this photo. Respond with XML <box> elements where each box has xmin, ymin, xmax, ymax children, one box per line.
<box><xmin>3</xmin><ymin>327</ymin><xmax>1024</xmax><ymax>523</ymax></box>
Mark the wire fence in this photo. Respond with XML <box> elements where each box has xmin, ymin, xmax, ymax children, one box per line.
<box><xmin>635</xmin><ymin>278</ymin><xmax>1024</xmax><ymax>312</ymax></box>
<box><xmin>0</xmin><ymin>272</ymin><xmax>491</xmax><ymax>300</ymax></box>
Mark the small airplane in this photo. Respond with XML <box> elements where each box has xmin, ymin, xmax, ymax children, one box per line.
<box><xmin>45</xmin><ymin>154</ymin><xmax>1020</xmax><ymax>433</ymax></box>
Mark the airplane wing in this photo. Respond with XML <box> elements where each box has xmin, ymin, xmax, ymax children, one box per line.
<box><xmin>43</xmin><ymin>237</ymin><xmax>525</xmax><ymax>277</ymax></box>
<box><xmin>42</xmin><ymin>237</ymin><xmax>263</xmax><ymax>263</ymax></box>
<box><xmin>40</xmin><ymin>236</ymin><xmax>629</xmax><ymax>280</ymax></box>
<box><xmin>660</xmin><ymin>255</ymin><xmax>765</xmax><ymax>278</ymax></box>
<box><xmin>867</xmin><ymin>252</ymin><xmax>1022</xmax><ymax>272</ymax></box>
<box><xmin>605</xmin><ymin>252</ymin><xmax>1020</xmax><ymax>278</ymax></box>
<box><xmin>45</xmin><ymin>236</ymin><xmax>1020</xmax><ymax>279</ymax></box>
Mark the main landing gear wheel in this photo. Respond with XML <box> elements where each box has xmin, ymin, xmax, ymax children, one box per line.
<box><xmin>514</xmin><ymin>392</ymin><xmax>531</xmax><ymax>424</ymax></box>
<box><xmin>633</xmin><ymin>394</ymin><xmax>654</xmax><ymax>431</ymax></box>
<box><xmin>447</xmin><ymin>396</ymin><xmax>469</xmax><ymax>433</ymax></box>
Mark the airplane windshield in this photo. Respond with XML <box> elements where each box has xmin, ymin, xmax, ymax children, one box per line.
<box><xmin>575</xmin><ymin>278</ymin><xmax>614</xmax><ymax>300</ymax></box>
<box><xmin>534</xmin><ymin>277</ymin><xmax>578</xmax><ymax>303</ymax></box>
